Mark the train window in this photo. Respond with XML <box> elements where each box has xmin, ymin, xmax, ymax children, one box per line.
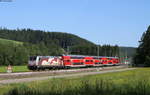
<box><xmin>64</xmin><ymin>60</ymin><xmax>70</xmax><ymax>62</ymax></box>
<box><xmin>93</xmin><ymin>57</ymin><xmax>99</xmax><ymax>59</ymax></box>
<box><xmin>39</xmin><ymin>58</ymin><xmax>41</xmax><ymax>61</ymax></box>
<box><xmin>73</xmin><ymin>63</ymin><xmax>84</xmax><ymax>65</ymax></box>
<box><xmin>85</xmin><ymin>60</ymin><xmax>93</xmax><ymax>62</ymax></box>
<box><xmin>102</xmin><ymin>60</ymin><xmax>107</xmax><ymax>62</ymax></box>
<box><xmin>29</xmin><ymin>56</ymin><xmax>37</xmax><ymax>61</ymax></box>
<box><xmin>85</xmin><ymin>60</ymin><xmax>89</xmax><ymax>62</ymax></box>
<box><xmin>71</xmin><ymin>57</ymin><xmax>83</xmax><ymax>59</ymax></box>
<box><xmin>95</xmin><ymin>62</ymin><xmax>102</xmax><ymax>64</ymax></box>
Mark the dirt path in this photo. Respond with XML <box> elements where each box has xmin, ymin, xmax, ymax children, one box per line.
<box><xmin>0</xmin><ymin>68</ymin><xmax>135</xmax><ymax>85</ymax></box>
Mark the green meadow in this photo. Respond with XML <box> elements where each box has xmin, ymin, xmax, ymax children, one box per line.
<box><xmin>0</xmin><ymin>66</ymin><xmax>29</xmax><ymax>73</ymax></box>
<box><xmin>0</xmin><ymin>38</ymin><xmax>22</xmax><ymax>45</ymax></box>
<box><xmin>0</xmin><ymin>68</ymin><xmax>150</xmax><ymax>95</ymax></box>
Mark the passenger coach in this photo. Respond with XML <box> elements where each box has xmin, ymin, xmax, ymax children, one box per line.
<box><xmin>28</xmin><ymin>55</ymin><xmax>120</xmax><ymax>70</ymax></box>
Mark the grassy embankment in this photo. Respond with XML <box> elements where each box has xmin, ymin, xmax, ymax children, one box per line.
<box><xmin>0</xmin><ymin>68</ymin><xmax>150</xmax><ymax>95</ymax></box>
<box><xmin>0</xmin><ymin>66</ymin><xmax>29</xmax><ymax>73</ymax></box>
<box><xmin>0</xmin><ymin>38</ymin><xmax>22</xmax><ymax>45</ymax></box>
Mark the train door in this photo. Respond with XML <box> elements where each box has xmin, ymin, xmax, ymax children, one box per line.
<box><xmin>113</xmin><ymin>58</ymin><xmax>119</xmax><ymax>65</ymax></box>
<box><xmin>100</xmin><ymin>57</ymin><xmax>108</xmax><ymax>65</ymax></box>
<box><xmin>62</xmin><ymin>56</ymin><xmax>72</xmax><ymax>67</ymax></box>
<box><xmin>108</xmin><ymin>58</ymin><xmax>113</xmax><ymax>65</ymax></box>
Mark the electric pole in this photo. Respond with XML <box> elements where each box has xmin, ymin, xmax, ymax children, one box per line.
<box><xmin>97</xmin><ymin>44</ymin><xmax>99</xmax><ymax>56</ymax></box>
<box><xmin>67</xmin><ymin>46</ymin><xmax>69</xmax><ymax>55</ymax></box>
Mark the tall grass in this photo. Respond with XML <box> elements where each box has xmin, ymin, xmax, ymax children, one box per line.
<box><xmin>4</xmin><ymin>78</ymin><xmax>150</xmax><ymax>95</ymax></box>
<box><xmin>3</xmin><ymin>68</ymin><xmax>150</xmax><ymax>95</ymax></box>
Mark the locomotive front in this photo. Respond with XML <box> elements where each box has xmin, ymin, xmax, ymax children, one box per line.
<box><xmin>28</xmin><ymin>56</ymin><xmax>38</xmax><ymax>70</ymax></box>
<box><xmin>28</xmin><ymin>56</ymin><xmax>64</xmax><ymax>70</ymax></box>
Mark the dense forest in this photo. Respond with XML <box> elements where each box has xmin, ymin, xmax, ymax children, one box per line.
<box><xmin>0</xmin><ymin>28</ymin><xmax>135</xmax><ymax>65</ymax></box>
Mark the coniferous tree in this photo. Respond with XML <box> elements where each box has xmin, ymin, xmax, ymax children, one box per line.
<box><xmin>134</xmin><ymin>26</ymin><xmax>150</xmax><ymax>66</ymax></box>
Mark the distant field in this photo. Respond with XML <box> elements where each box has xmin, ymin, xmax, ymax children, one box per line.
<box><xmin>0</xmin><ymin>66</ymin><xmax>29</xmax><ymax>73</ymax></box>
<box><xmin>0</xmin><ymin>38</ymin><xmax>23</xmax><ymax>45</ymax></box>
<box><xmin>1</xmin><ymin>68</ymin><xmax>150</xmax><ymax>95</ymax></box>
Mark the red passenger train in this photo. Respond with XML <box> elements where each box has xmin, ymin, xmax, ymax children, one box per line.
<box><xmin>28</xmin><ymin>55</ymin><xmax>120</xmax><ymax>70</ymax></box>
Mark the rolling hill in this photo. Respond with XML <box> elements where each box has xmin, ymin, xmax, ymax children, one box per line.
<box><xmin>0</xmin><ymin>38</ymin><xmax>23</xmax><ymax>45</ymax></box>
<box><xmin>0</xmin><ymin>28</ymin><xmax>94</xmax><ymax>48</ymax></box>
<box><xmin>0</xmin><ymin>28</ymin><xmax>136</xmax><ymax>65</ymax></box>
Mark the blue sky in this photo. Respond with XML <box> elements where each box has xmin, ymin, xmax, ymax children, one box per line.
<box><xmin>0</xmin><ymin>0</ymin><xmax>150</xmax><ymax>47</ymax></box>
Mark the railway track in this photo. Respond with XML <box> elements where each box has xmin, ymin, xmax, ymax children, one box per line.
<box><xmin>0</xmin><ymin>67</ymin><xmax>135</xmax><ymax>85</ymax></box>
<box><xmin>0</xmin><ymin>65</ymin><xmax>128</xmax><ymax>79</ymax></box>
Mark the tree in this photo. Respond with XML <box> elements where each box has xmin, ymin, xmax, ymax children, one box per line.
<box><xmin>134</xmin><ymin>26</ymin><xmax>150</xmax><ymax>66</ymax></box>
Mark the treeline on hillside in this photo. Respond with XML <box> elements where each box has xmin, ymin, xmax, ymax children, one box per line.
<box><xmin>0</xmin><ymin>42</ymin><xmax>64</xmax><ymax>65</ymax></box>
<box><xmin>0</xmin><ymin>42</ymin><xmax>119</xmax><ymax>66</ymax></box>
<box><xmin>0</xmin><ymin>28</ymin><xmax>94</xmax><ymax>49</ymax></box>
<box><xmin>0</xmin><ymin>28</ymin><xmax>120</xmax><ymax>65</ymax></box>
<box><xmin>119</xmin><ymin>47</ymin><xmax>136</xmax><ymax>57</ymax></box>
<box><xmin>71</xmin><ymin>45</ymin><xmax>119</xmax><ymax>56</ymax></box>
